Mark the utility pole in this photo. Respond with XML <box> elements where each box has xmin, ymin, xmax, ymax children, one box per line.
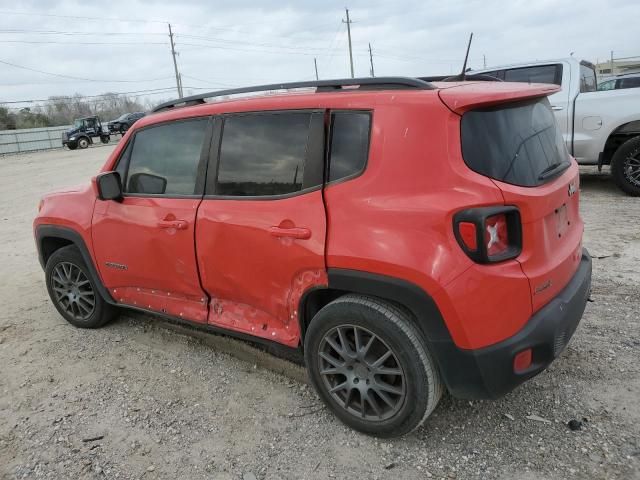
<box><xmin>610</xmin><ymin>50</ymin><xmax>614</xmax><ymax>75</ymax></box>
<box><xmin>168</xmin><ymin>23</ymin><xmax>183</xmax><ymax>98</ymax></box>
<box><xmin>368</xmin><ymin>43</ymin><xmax>375</xmax><ymax>77</ymax></box>
<box><xmin>314</xmin><ymin>57</ymin><xmax>319</xmax><ymax>80</ymax></box>
<box><xmin>483</xmin><ymin>54</ymin><xmax>487</xmax><ymax>68</ymax></box>
<box><xmin>343</xmin><ymin>8</ymin><xmax>354</xmax><ymax>78</ymax></box>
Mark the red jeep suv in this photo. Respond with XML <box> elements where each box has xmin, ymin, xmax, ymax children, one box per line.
<box><xmin>34</xmin><ymin>77</ymin><xmax>592</xmax><ymax>437</ymax></box>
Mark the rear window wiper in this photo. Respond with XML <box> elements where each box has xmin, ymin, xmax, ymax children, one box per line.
<box><xmin>538</xmin><ymin>161</ymin><xmax>570</xmax><ymax>181</ymax></box>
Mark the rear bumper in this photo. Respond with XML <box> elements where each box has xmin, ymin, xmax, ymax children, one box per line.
<box><xmin>438</xmin><ymin>248</ymin><xmax>592</xmax><ymax>399</ymax></box>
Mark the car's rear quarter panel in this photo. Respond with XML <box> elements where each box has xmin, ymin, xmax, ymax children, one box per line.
<box><xmin>323</xmin><ymin>94</ymin><xmax>538</xmax><ymax>349</ymax></box>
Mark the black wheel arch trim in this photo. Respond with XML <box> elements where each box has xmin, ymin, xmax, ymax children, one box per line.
<box><xmin>325</xmin><ymin>268</ymin><xmax>452</xmax><ymax>343</ymax></box>
<box><xmin>35</xmin><ymin>225</ymin><xmax>115</xmax><ymax>304</ymax></box>
<box><xmin>304</xmin><ymin>269</ymin><xmax>469</xmax><ymax>395</ymax></box>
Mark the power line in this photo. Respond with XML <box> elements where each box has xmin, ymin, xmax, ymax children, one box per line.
<box><xmin>176</xmin><ymin>41</ymin><xmax>348</xmax><ymax>57</ymax></box>
<box><xmin>0</xmin><ymin>10</ymin><xmax>169</xmax><ymax>24</ymax></box>
<box><xmin>323</xmin><ymin>22</ymin><xmax>345</xmax><ymax>73</ymax></box>
<box><xmin>1</xmin><ymin>87</ymin><xmax>180</xmax><ymax>105</ymax></box>
<box><xmin>0</xmin><ymin>58</ymin><xmax>173</xmax><ymax>83</ymax></box>
<box><xmin>176</xmin><ymin>33</ymin><xmax>335</xmax><ymax>53</ymax></box>
<box><xmin>0</xmin><ymin>10</ymin><xmax>338</xmax><ymax>37</ymax></box>
<box><xmin>0</xmin><ymin>29</ymin><xmax>167</xmax><ymax>36</ymax></box>
<box><xmin>1</xmin><ymin>86</ymin><xmax>219</xmax><ymax>109</ymax></box>
<box><xmin>0</xmin><ymin>40</ymin><xmax>167</xmax><ymax>45</ymax></box>
<box><xmin>180</xmin><ymin>74</ymin><xmax>238</xmax><ymax>87</ymax></box>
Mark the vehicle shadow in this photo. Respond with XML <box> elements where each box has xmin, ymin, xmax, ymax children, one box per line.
<box><xmin>579</xmin><ymin>166</ymin><xmax>623</xmax><ymax>196</ymax></box>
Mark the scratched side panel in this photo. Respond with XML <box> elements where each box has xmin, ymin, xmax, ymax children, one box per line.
<box><xmin>196</xmin><ymin>192</ymin><xmax>327</xmax><ymax>347</ymax></box>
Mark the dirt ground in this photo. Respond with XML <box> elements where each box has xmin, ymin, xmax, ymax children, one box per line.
<box><xmin>0</xmin><ymin>144</ymin><xmax>638</xmax><ymax>480</ymax></box>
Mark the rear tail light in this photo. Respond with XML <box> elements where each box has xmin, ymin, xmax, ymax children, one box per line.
<box><xmin>453</xmin><ymin>206</ymin><xmax>522</xmax><ymax>263</ymax></box>
<box><xmin>485</xmin><ymin>214</ymin><xmax>509</xmax><ymax>256</ymax></box>
<box><xmin>513</xmin><ymin>348</ymin><xmax>533</xmax><ymax>373</ymax></box>
<box><xmin>458</xmin><ymin>222</ymin><xmax>478</xmax><ymax>250</ymax></box>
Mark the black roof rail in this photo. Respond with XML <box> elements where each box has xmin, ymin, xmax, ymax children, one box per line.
<box><xmin>152</xmin><ymin>76</ymin><xmax>435</xmax><ymax>113</ymax></box>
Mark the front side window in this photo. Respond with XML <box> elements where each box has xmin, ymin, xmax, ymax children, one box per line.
<box><xmin>125</xmin><ymin>118</ymin><xmax>208</xmax><ymax>195</ymax></box>
<box><xmin>215</xmin><ymin>112</ymin><xmax>312</xmax><ymax>196</ymax></box>
<box><xmin>579</xmin><ymin>64</ymin><xmax>597</xmax><ymax>92</ymax></box>
<box><xmin>504</xmin><ymin>65</ymin><xmax>561</xmax><ymax>85</ymax></box>
<box><xmin>328</xmin><ymin>112</ymin><xmax>371</xmax><ymax>182</ymax></box>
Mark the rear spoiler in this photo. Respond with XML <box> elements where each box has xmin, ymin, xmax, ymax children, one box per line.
<box><xmin>438</xmin><ymin>83</ymin><xmax>561</xmax><ymax>115</ymax></box>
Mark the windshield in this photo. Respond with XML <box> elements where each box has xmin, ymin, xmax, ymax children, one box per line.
<box><xmin>116</xmin><ymin>113</ymin><xmax>129</xmax><ymax>121</ymax></box>
<box><xmin>461</xmin><ymin>98</ymin><xmax>570</xmax><ymax>187</ymax></box>
<box><xmin>73</xmin><ymin>119</ymin><xmax>82</xmax><ymax>128</ymax></box>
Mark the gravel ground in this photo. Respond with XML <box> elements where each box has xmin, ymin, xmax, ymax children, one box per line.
<box><xmin>0</xmin><ymin>145</ymin><xmax>638</xmax><ymax>480</ymax></box>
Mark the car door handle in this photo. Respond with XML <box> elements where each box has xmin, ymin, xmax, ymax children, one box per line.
<box><xmin>157</xmin><ymin>220</ymin><xmax>188</xmax><ymax>230</ymax></box>
<box><xmin>551</xmin><ymin>105</ymin><xmax>564</xmax><ymax>111</ymax></box>
<box><xmin>268</xmin><ymin>226</ymin><xmax>311</xmax><ymax>239</ymax></box>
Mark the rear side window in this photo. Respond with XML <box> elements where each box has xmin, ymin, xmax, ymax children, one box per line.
<box><xmin>461</xmin><ymin>98</ymin><xmax>570</xmax><ymax>187</ymax></box>
<box><xmin>503</xmin><ymin>65</ymin><xmax>561</xmax><ymax>85</ymax></box>
<box><xmin>328</xmin><ymin>112</ymin><xmax>371</xmax><ymax>182</ymax></box>
<box><xmin>479</xmin><ymin>70</ymin><xmax>505</xmax><ymax>81</ymax></box>
<box><xmin>620</xmin><ymin>77</ymin><xmax>640</xmax><ymax>89</ymax></box>
<box><xmin>125</xmin><ymin>118</ymin><xmax>208</xmax><ymax>195</ymax></box>
<box><xmin>216</xmin><ymin>112</ymin><xmax>312</xmax><ymax>196</ymax></box>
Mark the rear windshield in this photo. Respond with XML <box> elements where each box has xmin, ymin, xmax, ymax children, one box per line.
<box><xmin>460</xmin><ymin>98</ymin><xmax>570</xmax><ymax>187</ymax></box>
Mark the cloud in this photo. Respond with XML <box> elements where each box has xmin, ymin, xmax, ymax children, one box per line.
<box><xmin>0</xmin><ymin>0</ymin><xmax>637</xmax><ymax>108</ymax></box>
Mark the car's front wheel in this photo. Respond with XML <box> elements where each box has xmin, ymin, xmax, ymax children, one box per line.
<box><xmin>304</xmin><ymin>294</ymin><xmax>443</xmax><ymax>437</ymax></box>
<box><xmin>77</xmin><ymin>137</ymin><xmax>89</xmax><ymax>149</ymax></box>
<box><xmin>45</xmin><ymin>245</ymin><xmax>116</xmax><ymax>328</ymax></box>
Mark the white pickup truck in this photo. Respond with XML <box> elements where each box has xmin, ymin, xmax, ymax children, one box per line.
<box><xmin>472</xmin><ymin>57</ymin><xmax>640</xmax><ymax>196</ymax></box>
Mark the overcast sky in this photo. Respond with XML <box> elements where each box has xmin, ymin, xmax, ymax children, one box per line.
<box><xmin>1</xmin><ymin>0</ymin><xmax>638</xmax><ymax>110</ymax></box>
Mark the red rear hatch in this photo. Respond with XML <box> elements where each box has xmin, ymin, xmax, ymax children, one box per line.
<box><xmin>441</xmin><ymin>82</ymin><xmax>584</xmax><ymax>312</ymax></box>
<box><xmin>494</xmin><ymin>164</ymin><xmax>583</xmax><ymax>312</ymax></box>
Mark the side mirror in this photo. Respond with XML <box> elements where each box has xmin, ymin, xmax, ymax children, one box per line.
<box><xmin>96</xmin><ymin>171</ymin><xmax>123</xmax><ymax>201</ymax></box>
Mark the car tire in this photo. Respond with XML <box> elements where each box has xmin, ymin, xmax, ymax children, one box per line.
<box><xmin>100</xmin><ymin>135</ymin><xmax>110</xmax><ymax>144</ymax></box>
<box><xmin>78</xmin><ymin>137</ymin><xmax>89</xmax><ymax>149</ymax></box>
<box><xmin>67</xmin><ymin>143</ymin><xmax>77</xmax><ymax>150</ymax></box>
<box><xmin>611</xmin><ymin>135</ymin><xmax>640</xmax><ymax>196</ymax></box>
<box><xmin>304</xmin><ymin>294</ymin><xmax>443</xmax><ymax>437</ymax></box>
<box><xmin>45</xmin><ymin>245</ymin><xmax>116</xmax><ymax>329</ymax></box>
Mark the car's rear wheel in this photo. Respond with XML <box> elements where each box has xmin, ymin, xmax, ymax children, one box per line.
<box><xmin>100</xmin><ymin>135</ymin><xmax>110</xmax><ymax>144</ymax></box>
<box><xmin>304</xmin><ymin>294</ymin><xmax>443</xmax><ymax>437</ymax></box>
<box><xmin>611</xmin><ymin>136</ymin><xmax>640</xmax><ymax>196</ymax></box>
<box><xmin>78</xmin><ymin>137</ymin><xmax>89</xmax><ymax>149</ymax></box>
<box><xmin>45</xmin><ymin>245</ymin><xmax>115</xmax><ymax>328</ymax></box>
